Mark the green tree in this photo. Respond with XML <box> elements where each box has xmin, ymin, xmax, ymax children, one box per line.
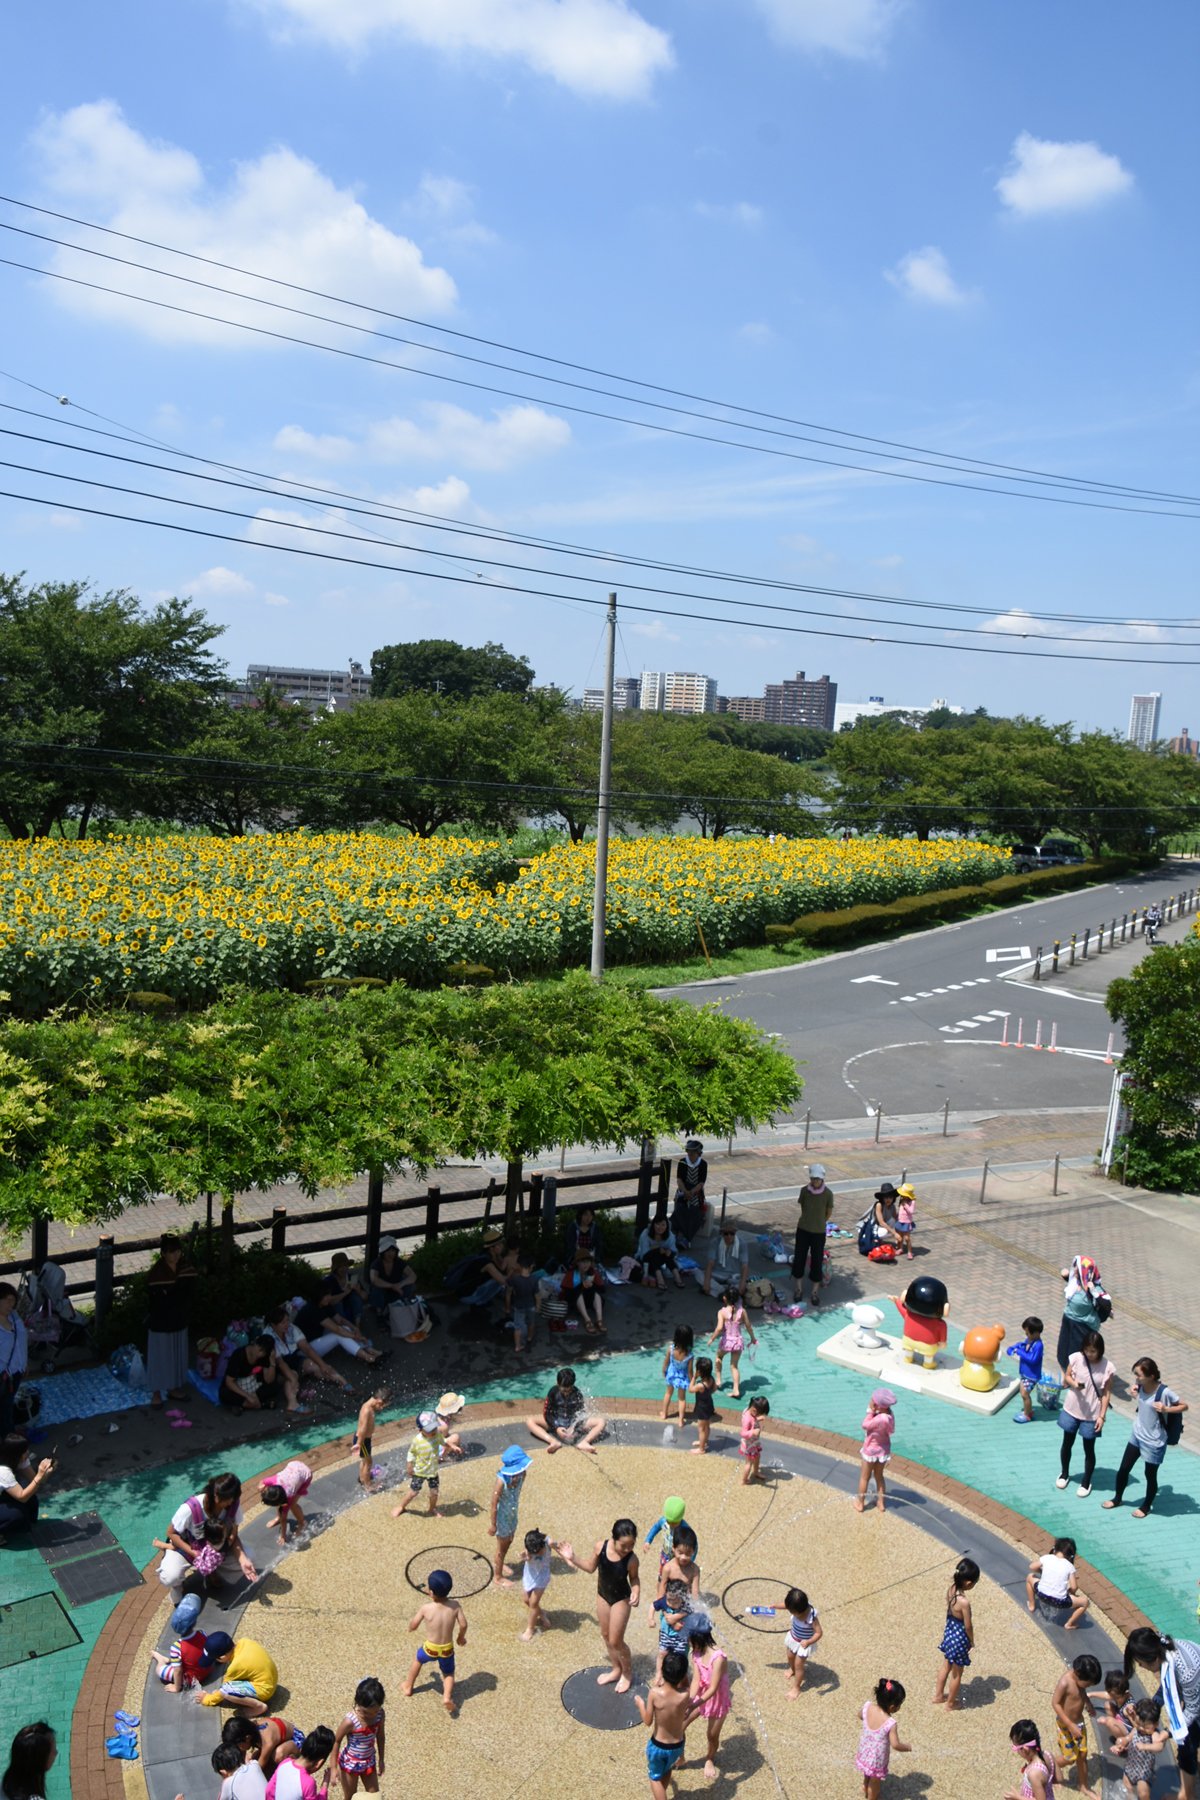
<box><xmin>1107</xmin><ymin>937</ymin><xmax>1200</xmax><ymax>1190</ymax></box>
<box><xmin>655</xmin><ymin>719</ymin><xmax>818</xmax><ymax>838</ymax></box>
<box><xmin>826</xmin><ymin>716</ymin><xmax>975</xmax><ymax>839</ymax></box>
<box><xmin>0</xmin><ymin>574</ymin><xmax>227</xmax><ymax>838</ymax></box>
<box><xmin>298</xmin><ymin>691</ymin><xmax>543</xmax><ymax>837</ymax></box>
<box><xmin>370</xmin><ymin>637</ymin><xmax>534</xmax><ymax>701</ymax></box>
<box><xmin>171</xmin><ymin>689</ymin><xmax>311</xmax><ymax>835</ymax></box>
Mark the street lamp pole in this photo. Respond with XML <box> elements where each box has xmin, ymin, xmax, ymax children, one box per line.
<box><xmin>590</xmin><ymin>591</ymin><xmax>617</xmax><ymax>982</ymax></box>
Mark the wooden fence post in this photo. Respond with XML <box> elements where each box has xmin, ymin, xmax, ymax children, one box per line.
<box><xmin>220</xmin><ymin>1201</ymin><xmax>235</xmax><ymax>1276</ymax></box>
<box><xmin>425</xmin><ymin>1185</ymin><xmax>441</xmax><ymax>1244</ymax></box>
<box><xmin>528</xmin><ymin>1172</ymin><xmax>543</xmax><ymax>1228</ymax></box>
<box><xmin>504</xmin><ymin>1158</ymin><xmax>523</xmax><ymax>1234</ymax></box>
<box><xmin>635</xmin><ymin>1142</ymin><xmax>655</xmax><ymax>1236</ymax></box>
<box><xmin>271</xmin><ymin>1207</ymin><xmax>288</xmax><ymax>1255</ymax></box>
<box><xmin>365</xmin><ymin>1169</ymin><xmax>384</xmax><ymax>1270</ymax></box>
<box><xmin>94</xmin><ymin>1235</ymin><xmax>114</xmax><ymax>1323</ymax></box>
<box><xmin>31</xmin><ymin>1216</ymin><xmax>48</xmax><ymax>1274</ymax></box>
<box><xmin>542</xmin><ymin>1174</ymin><xmax>558</xmax><ymax>1242</ymax></box>
<box><xmin>656</xmin><ymin>1156</ymin><xmax>671</xmax><ymax>1220</ymax></box>
<box><xmin>482</xmin><ymin>1176</ymin><xmax>497</xmax><ymax>1227</ymax></box>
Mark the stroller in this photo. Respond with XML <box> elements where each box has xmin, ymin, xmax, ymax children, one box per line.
<box><xmin>17</xmin><ymin>1262</ymin><xmax>92</xmax><ymax>1372</ymax></box>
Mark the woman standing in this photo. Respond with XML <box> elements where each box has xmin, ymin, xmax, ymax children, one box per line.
<box><xmin>1103</xmin><ymin>1357</ymin><xmax>1188</xmax><ymax>1518</ymax></box>
<box><xmin>145</xmin><ymin>1235</ymin><xmax>197</xmax><ymax>1408</ymax></box>
<box><xmin>1</xmin><ymin>1722</ymin><xmax>57</xmax><ymax>1800</ymax></box>
<box><xmin>671</xmin><ymin>1142</ymin><xmax>708</xmax><ymax>1248</ymax></box>
<box><xmin>1124</xmin><ymin>1628</ymin><xmax>1200</xmax><ymax>1800</ymax></box>
<box><xmin>1056</xmin><ymin>1256</ymin><xmax>1109</xmax><ymax>1374</ymax></box>
<box><xmin>1055</xmin><ymin>1329</ymin><xmax>1115</xmax><ymax>1499</ymax></box>
<box><xmin>0</xmin><ymin>1286</ymin><xmax>28</xmax><ymax>1439</ymax></box>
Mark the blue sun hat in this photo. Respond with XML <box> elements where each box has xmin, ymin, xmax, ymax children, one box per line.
<box><xmin>500</xmin><ymin>1445</ymin><xmax>532</xmax><ymax>1477</ymax></box>
<box><xmin>685</xmin><ymin>1611</ymin><xmax>714</xmax><ymax>1639</ymax></box>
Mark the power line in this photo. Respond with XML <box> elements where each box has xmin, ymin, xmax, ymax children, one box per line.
<box><xmin>4</xmin><ymin>249</ymin><xmax>1197</xmax><ymax>523</ymax></box>
<box><xmin>2</xmin><ymin>190</ymin><xmax>1193</xmax><ymax>508</ymax></box>
<box><xmin>9</xmin><ymin>427</ymin><xmax>1198</xmax><ymax>650</ymax></box>
<box><xmin>7</xmin><ymin>398</ymin><xmax>1200</xmax><ymax>635</ymax></box>
<box><xmin>6</xmin><ymin>479</ymin><xmax>1200</xmax><ymax>667</ymax></box>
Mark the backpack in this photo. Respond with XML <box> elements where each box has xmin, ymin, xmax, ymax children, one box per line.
<box><xmin>857</xmin><ymin>1210</ymin><xmax>876</xmax><ymax>1257</ymax></box>
<box><xmin>1158</xmin><ymin>1384</ymin><xmax>1184</xmax><ymax>1446</ymax></box>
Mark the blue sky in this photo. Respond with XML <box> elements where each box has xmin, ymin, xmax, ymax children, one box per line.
<box><xmin>2</xmin><ymin>0</ymin><xmax>1197</xmax><ymax>731</ymax></box>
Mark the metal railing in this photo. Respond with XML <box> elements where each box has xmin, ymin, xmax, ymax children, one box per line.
<box><xmin>1032</xmin><ymin>888</ymin><xmax>1197</xmax><ymax>980</ymax></box>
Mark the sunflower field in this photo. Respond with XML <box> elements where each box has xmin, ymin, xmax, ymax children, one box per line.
<box><xmin>0</xmin><ymin>832</ymin><xmax>1011</xmax><ymax>1014</ymax></box>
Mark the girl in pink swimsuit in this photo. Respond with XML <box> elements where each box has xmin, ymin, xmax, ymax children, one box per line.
<box><xmin>855</xmin><ymin>1678</ymin><xmax>910</xmax><ymax>1798</ymax></box>
<box><xmin>708</xmin><ymin>1299</ymin><xmax>757</xmax><ymax>1400</ymax></box>
<box><xmin>687</xmin><ymin>1616</ymin><xmax>731</xmax><ymax>1782</ymax></box>
<box><xmin>1004</xmin><ymin>1718</ymin><xmax>1056</xmax><ymax>1799</ymax></box>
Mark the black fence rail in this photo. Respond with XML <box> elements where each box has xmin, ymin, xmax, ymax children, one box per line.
<box><xmin>0</xmin><ymin>1151</ymin><xmax>676</xmax><ymax>1319</ymax></box>
<box><xmin>1032</xmin><ymin>887</ymin><xmax>1197</xmax><ymax>978</ymax></box>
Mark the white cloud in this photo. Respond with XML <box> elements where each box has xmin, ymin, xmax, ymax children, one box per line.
<box><xmin>736</xmin><ymin>321</ymin><xmax>774</xmax><ymax>347</ymax></box>
<box><xmin>985</xmin><ymin>608</ymin><xmax>1045</xmax><ymax>637</ymax></box>
<box><xmin>996</xmin><ymin>132</ymin><xmax>1134</xmax><ymax>216</ymax></box>
<box><xmin>381</xmin><ymin>475</ymin><xmax>481</xmax><ymax>518</ymax></box>
<box><xmin>239</xmin><ymin>0</ymin><xmax>673</xmax><ymax>100</ymax></box>
<box><xmin>630</xmin><ymin>618</ymin><xmax>681</xmax><ymax>642</ymax></box>
<box><xmin>750</xmin><ymin>0</ymin><xmax>902</xmax><ymax>59</ymax></box>
<box><xmin>185</xmin><ymin>566</ymin><xmax>256</xmax><ymax>597</ymax></box>
<box><xmin>407</xmin><ymin>173</ymin><xmax>497</xmax><ymax>247</ymax></box>
<box><xmin>30</xmin><ymin>101</ymin><xmax>456</xmax><ymax>344</ymax></box>
<box><xmin>694</xmin><ymin>200</ymin><xmax>764</xmax><ymax>228</ymax></box>
<box><xmin>367</xmin><ymin>401</ymin><xmax>571</xmax><ymax>471</ymax></box>
<box><xmin>886</xmin><ymin>245</ymin><xmax>974</xmax><ymax>306</ymax></box>
<box><xmin>274</xmin><ymin>425</ymin><xmax>356</xmax><ymax>462</ymax></box>
<box><xmin>263</xmin><ymin>590</ymin><xmax>292</xmax><ymax>606</ymax></box>
<box><xmin>872</xmin><ymin>553</ymin><xmax>904</xmax><ymax>569</ymax></box>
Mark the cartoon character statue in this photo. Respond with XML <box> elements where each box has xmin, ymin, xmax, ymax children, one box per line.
<box><xmin>890</xmin><ymin>1277</ymin><xmax>950</xmax><ymax>1370</ymax></box>
<box><xmin>960</xmin><ymin>1324</ymin><xmax>1006</xmax><ymax>1392</ymax></box>
<box><xmin>847</xmin><ymin>1302</ymin><xmax>886</xmax><ymax>1349</ymax></box>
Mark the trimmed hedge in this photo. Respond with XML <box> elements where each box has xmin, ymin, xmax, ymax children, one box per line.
<box><xmin>768</xmin><ymin>857</ymin><xmax>1141</xmax><ymax>950</ymax></box>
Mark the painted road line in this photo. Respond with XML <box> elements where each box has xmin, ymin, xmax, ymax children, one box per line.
<box><xmin>956</xmin><ymin>1019</ymin><xmax>983</xmax><ymax>1028</ymax></box>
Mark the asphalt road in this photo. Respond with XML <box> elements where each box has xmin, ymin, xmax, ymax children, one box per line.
<box><xmin>661</xmin><ymin>862</ymin><xmax>1195</xmax><ymax>1123</ymax></box>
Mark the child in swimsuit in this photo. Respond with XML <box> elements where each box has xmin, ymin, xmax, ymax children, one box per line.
<box><xmin>488</xmin><ymin>1444</ymin><xmax>530</xmax><ymax>1586</ymax></box>
<box><xmin>332</xmin><ymin>1678</ymin><xmax>384</xmax><ymax>1799</ymax></box>
<box><xmin>1003</xmin><ymin>1719</ymin><xmax>1056</xmax><ymax>1800</ymax></box>
<box><xmin>1115</xmin><ymin>1699</ymin><xmax>1170</xmax><ymax>1800</ymax></box>
<box><xmin>520</xmin><ymin>1527</ymin><xmax>563</xmax><ymax>1640</ymax></box>
<box><xmin>687</xmin><ymin>1614</ymin><xmax>731</xmax><ymax>1781</ymax></box>
<box><xmin>740</xmin><ymin>1395</ymin><xmax>769</xmax><ymax>1485</ymax></box>
<box><xmin>660</xmin><ymin>1325</ymin><xmax>695</xmax><ymax>1429</ymax></box>
<box><xmin>784</xmin><ymin>1587</ymin><xmax>823</xmax><ymax>1697</ymax></box>
<box><xmin>708</xmin><ymin>1299</ymin><xmax>757</xmax><ymax>1400</ymax></box>
<box><xmin>654</xmin><ymin>1526</ymin><xmax>700</xmax><ymax>1675</ymax></box>
<box><xmin>265</xmin><ymin>1727</ymin><xmax>335</xmax><ymax>1800</ymax></box>
<box><xmin>690</xmin><ymin>1358</ymin><xmax>717</xmax><ymax>1454</ymax></box>
<box><xmin>403</xmin><ymin>1570</ymin><xmax>468</xmax><ymax>1716</ymax></box>
<box><xmin>259</xmin><ymin>1461</ymin><xmax>313</xmax><ymax>1547</ymax></box>
<box><xmin>855</xmin><ymin>1677</ymin><xmax>910</xmax><ymax>1799</ymax></box>
<box><xmin>933</xmin><ymin>1557</ymin><xmax>978</xmax><ymax>1711</ymax></box>
<box><xmin>352</xmin><ymin>1389</ymin><xmax>388</xmax><ymax>1491</ymax></box>
<box><xmin>635</xmin><ymin>1651</ymin><xmax>694</xmax><ymax>1800</ymax></box>
<box><xmin>560</xmin><ymin>1519</ymin><xmax>641</xmax><ymax>1694</ymax></box>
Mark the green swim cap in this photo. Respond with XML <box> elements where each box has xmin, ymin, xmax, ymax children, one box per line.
<box><xmin>664</xmin><ymin>1496</ymin><xmax>686</xmax><ymax>1524</ymax></box>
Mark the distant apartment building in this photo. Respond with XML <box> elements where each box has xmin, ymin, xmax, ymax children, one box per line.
<box><xmin>639</xmin><ymin>670</ymin><xmax>718</xmax><ymax>714</ymax></box>
<box><xmin>581</xmin><ymin>677</ymin><xmax>641</xmax><ymax>713</ymax></box>
<box><xmin>1167</xmin><ymin>727</ymin><xmax>1199</xmax><ymax>760</ymax></box>
<box><xmin>722</xmin><ymin>671</ymin><xmax>837</xmax><ymax>731</ymax></box>
<box><xmin>245</xmin><ymin>661</ymin><xmax>371</xmax><ymax>713</ymax></box>
<box><xmin>833</xmin><ymin>696</ymin><xmax>961</xmax><ymax>731</ymax></box>
<box><xmin>1127</xmin><ymin>692</ymin><xmax>1162</xmax><ymax>750</ymax></box>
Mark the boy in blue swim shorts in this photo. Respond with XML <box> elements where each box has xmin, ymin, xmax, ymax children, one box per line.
<box><xmin>635</xmin><ymin>1650</ymin><xmax>694</xmax><ymax>1800</ymax></box>
<box><xmin>403</xmin><ymin>1570</ymin><xmax>469</xmax><ymax>1716</ymax></box>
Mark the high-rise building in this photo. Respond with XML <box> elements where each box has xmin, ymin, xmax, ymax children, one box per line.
<box><xmin>1167</xmin><ymin>727</ymin><xmax>1198</xmax><ymax>760</ymax></box>
<box><xmin>638</xmin><ymin>670</ymin><xmax>717</xmax><ymax>714</ymax></box>
<box><xmin>724</xmin><ymin>672</ymin><xmax>837</xmax><ymax>730</ymax></box>
<box><xmin>581</xmin><ymin>678</ymin><xmax>640</xmax><ymax>713</ymax></box>
<box><xmin>1127</xmin><ymin>692</ymin><xmax>1162</xmax><ymax>750</ymax></box>
<box><xmin>833</xmin><ymin>696</ymin><xmax>962</xmax><ymax>730</ymax></box>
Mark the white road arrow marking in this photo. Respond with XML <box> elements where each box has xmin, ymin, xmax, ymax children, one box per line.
<box><xmin>851</xmin><ymin>975</ymin><xmax>900</xmax><ymax>986</ymax></box>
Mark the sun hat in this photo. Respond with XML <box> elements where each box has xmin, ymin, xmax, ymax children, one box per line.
<box><xmin>417</xmin><ymin>1410</ymin><xmax>440</xmax><ymax>1433</ymax></box>
<box><xmin>897</xmin><ymin>1184</ymin><xmax>916</xmax><ymax>1200</ymax></box>
<box><xmin>685</xmin><ymin>1611</ymin><xmax>714</xmax><ymax>1638</ymax></box>
<box><xmin>428</xmin><ymin>1569</ymin><xmax>453</xmax><ymax>1598</ymax></box>
<box><xmin>482</xmin><ymin>1225</ymin><xmax>503</xmax><ymax>1245</ymax></box>
<box><xmin>500</xmin><ymin>1445</ymin><xmax>532</xmax><ymax>1476</ymax></box>
<box><xmin>170</xmin><ymin>1591</ymin><xmax>203</xmax><ymax>1637</ymax></box>
<box><xmin>663</xmin><ymin>1496</ymin><xmax>686</xmax><ymax>1524</ymax></box>
<box><xmin>809</xmin><ymin>1164</ymin><xmax>826</xmax><ymax>1179</ymax></box>
<box><xmin>377</xmin><ymin>1235</ymin><xmax>398</xmax><ymax>1252</ymax></box>
<box><xmin>685</xmin><ymin>1138</ymin><xmax>703</xmax><ymax>1152</ymax></box>
<box><xmin>437</xmin><ymin>1392</ymin><xmax>465</xmax><ymax>1416</ymax></box>
<box><xmin>874</xmin><ymin>1182</ymin><xmax>899</xmax><ymax>1200</ymax></box>
<box><xmin>871</xmin><ymin>1387</ymin><xmax>898</xmax><ymax>1409</ymax></box>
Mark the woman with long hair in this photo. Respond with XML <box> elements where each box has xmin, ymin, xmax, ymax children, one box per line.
<box><xmin>1</xmin><ymin>1722</ymin><xmax>57</xmax><ymax>1800</ymax></box>
<box><xmin>145</xmin><ymin>1233</ymin><xmax>197</xmax><ymax>1407</ymax></box>
<box><xmin>1124</xmin><ymin>1627</ymin><xmax>1200</xmax><ymax>1800</ymax></box>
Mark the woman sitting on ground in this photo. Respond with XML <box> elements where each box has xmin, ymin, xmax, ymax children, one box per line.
<box><xmin>0</xmin><ymin>1435</ymin><xmax>54</xmax><ymax>1545</ymax></box>
<box><xmin>562</xmin><ymin>1256</ymin><xmax>607</xmax><ymax>1333</ymax></box>
<box><xmin>462</xmin><ymin>1231</ymin><xmax>520</xmax><ymax>1308</ymax></box>
<box><xmin>635</xmin><ymin>1217</ymin><xmax>683</xmax><ymax>1290</ymax></box>
<box><xmin>267</xmin><ymin>1304</ymin><xmax>354</xmax><ymax>1392</ymax></box>
<box><xmin>219</xmin><ymin>1334</ymin><xmax>306</xmax><ymax>1418</ymax></box>
<box><xmin>564</xmin><ymin>1207</ymin><xmax>604</xmax><ymax>1266</ymax></box>
<box><xmin>317</xmin><ymin>1253</ymin><xmax>369</xmax><ymax>1328</ymax></box>
<box><xmin>367</xmin><ymin>1238</ymin><xmax>419</xmax><ymax>1321</ymax></box>
<box><xmin>287</xmin><ymin>1293</ymin><xmax>387</xmax><ymax>1369</ymax></box>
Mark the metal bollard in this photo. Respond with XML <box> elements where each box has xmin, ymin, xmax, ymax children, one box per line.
<box><xmin>1081</xmin><ymin>927</ymin><xmax>1090</xmax><ymax>960</ymax></box>
<box><xmin>1052</xmin><ymin>1153</ymin><xmax>1060</xmax><ymax>1197</ymax></box>
<box><xmin>1034</xmin><ymin>946</ymin><xmax>1043</xmax><ymax>981</ymax></box>
<box><xmin>942</xmin><ymin>1098</ymin><xmax>950</xmax><ymax>1136</ymax></box>
<box><xmin>979</xmin><ymin>1160</ymin><xmax>990</xmax><ymax>1205</ymax></box>
<box><xmin>1069</xmin><ymin>932</ymin><xmax>1077</xmax><ymax>967</ymax></box>
<box><xmin>1052</xmin><ymin>941</ymin><xmax>1060</xmax><ymax>974</ymax></box>
<box><xmin>803</xmin><ymin>1108</ymin><xmax>811</xmax><ymax>1149</ymax></box>
<box><xmin>874</xmin><ymin>1105</ymin><xmax>883</xmax><ymax>1144</ymax></box>
<box><xmin>1121</xmin><ymin>912</ymin><xmax>1128</xmax><ymax>941</ymax></box>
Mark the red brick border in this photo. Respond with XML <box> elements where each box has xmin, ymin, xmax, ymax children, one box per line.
<box><xmin>72</xmin><ymin>1404</ymin><xmax>1152</xmax><ymax>1800</ymax></box>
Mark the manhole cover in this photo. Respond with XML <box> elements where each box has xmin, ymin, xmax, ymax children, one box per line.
<box><xmin>721</xmin><ymin>1578</ymin><xmax>793</xmax><ymax>1631</ymax></box>
<box><xmin>55</xmin><ymin>1547</ymin><xmax>143</xmax><ymax>1608</ymax></box>
<box><xmin>0</xmin><ymin>1593</ymin><xmax>82</xmax><ymax>1668</ymax></box>
<box><xmin>404</xmin><ymin>1545</ymin><xmax>493</xmax><ymax>1598</ymax></box>
<box><xmin>33</xmin><ymin>1512</ymin><xmax>118</xmax><ymax>1568</ymax></box>
<box><xmin>560</xmin><ymin>1667</ymin><xmax>648</xmax><ymax>1729</ymax></box>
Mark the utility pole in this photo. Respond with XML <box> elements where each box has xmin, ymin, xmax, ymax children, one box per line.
<box><xmin>590</xmin><ymin>592</ymin><xmax>617</xmax><ymax>982</ymax></box>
